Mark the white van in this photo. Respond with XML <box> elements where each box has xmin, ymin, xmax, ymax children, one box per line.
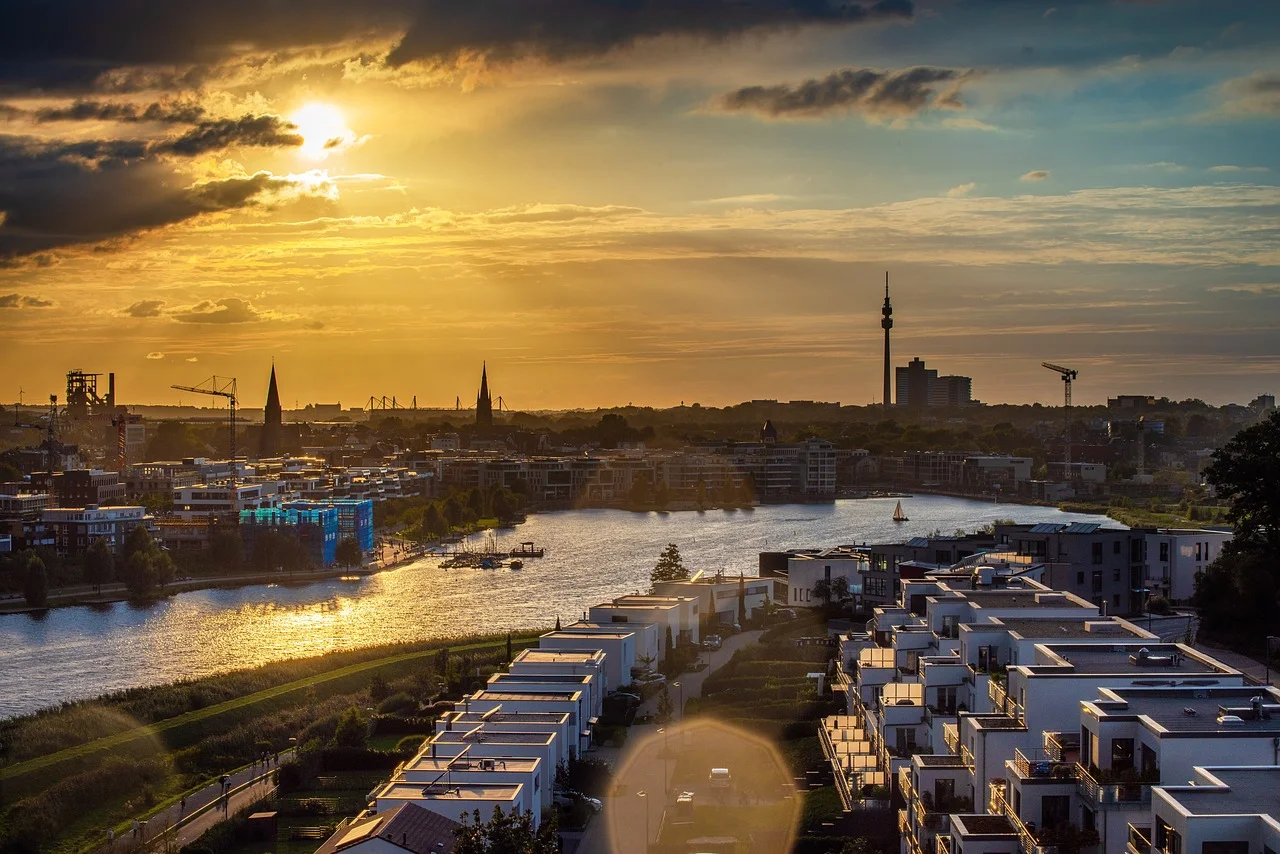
<box><xmin>708</xmin><ymin>768</ymin><xmax>732</xmax><ymax>791</ymax></box>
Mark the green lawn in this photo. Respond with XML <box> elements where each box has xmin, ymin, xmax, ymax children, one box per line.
<box><xmin>1</xmin><ymin>634</ymin><xmax>539</xmax><ymax>798</ymax></box>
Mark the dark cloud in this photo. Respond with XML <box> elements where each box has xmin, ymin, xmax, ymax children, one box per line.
<box><xmin>33</xmin><ymin>99</ymin><xmax>205</xmax><ymax>123</ymax></box>
<box><xmin>0</xmin><ymin>136</ymin><xmax>324</xmax><ymax>260</ymax></box>
<box><xmin>172</xmin><ymin>298</ymin><xmax>264</xmax><ymax>324</ymax></box>
<box><xmin>158</xmin><ymin>115</ymin><xmax>302</xmax><ymax>156</ymax></box>
<box><xmin>0</xmin><ymin>292</ymin><xmax>54</xmax><ymax>307</ymax></box>
<box><xmin>124</xmin><ymin>298</ymin><xmax>165</xmax><ymax>317</ymax></box>
<box><xmin>716</xmin><ymin>65</ymin><xmax>966</xmax><ymax>119</ymax></box>
<box><xmin>0</xmin><ymin>0</ymin><xmax>913</xmax><ymax>91</ymax></box>
<box><xmin>387</xmin><ymin>0</ymin><xmax>913</xmax><ymax>67</ymax></box>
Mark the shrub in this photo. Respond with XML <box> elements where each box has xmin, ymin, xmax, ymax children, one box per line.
<box><xmin>377</xmin><ymin>692</ymin><xmax>419</xmax><ymax>716</ymax></box>
<box><xmin>395</xmin><ymin>736</ymin><xmax>427</xmax><ymax>755</ymax></box>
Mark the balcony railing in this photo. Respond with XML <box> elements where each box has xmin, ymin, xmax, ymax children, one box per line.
<box><xmin>1075</xmin><ymin>765</ymin><xmax>1154</xmax><ymax>809</ymax></box>
<box><xmin>959</xmin><ymin>744</ymin><xmax>975</xmax><ymax>768</ymax></box>
<box><xmin>1043</xmin><ymin>732</ymin><xmax>1079</xmax><ymax>762</ymax></box>
<box><xmin>937</xmin><ymin>835</ymin><xmax>953</xmax><ymax>854</ymax></box>
<box><xmin>1013</xmin><ymin>748</ymin><xmax>1079</xmax><ymax>781</ymax></box>
<box><xmin>943</xmin><ymin>722</ymin><xmax>959</xmax><ymax>756</ymax></box>
<box><xmin>989</xmin><ymin>678</ymin><xmax>1022</xmax><ymax>719</ymax></box>
<box><xmin>1127</xmin><ymin>825</ymin><xmax>1153</xmax><ymax>854</ymax></box>
<box><xmin>992</xmin><ymin>788</ymin><xmax>1057</xmax><ymax>854</ymax></box>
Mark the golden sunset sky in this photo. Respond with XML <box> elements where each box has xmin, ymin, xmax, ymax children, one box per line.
<box><xmin>1</xmin><ymin>0</ymin><xmax>1278</xmax><ymax>410</ymax></box>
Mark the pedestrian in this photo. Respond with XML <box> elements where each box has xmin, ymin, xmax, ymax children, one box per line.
<box><xmin>107</xmin><ymin>829</ymin><xmax>114</xmax><ymax>849</ymax></box>
<box><xmin>131</xmin><ymin>819</ymin><xmax>139</xmax><ymax>839</ymax></box>
<box><xmin>180</xmin><ymin>796</ymin><xmax>186</xmax><ymax>814</ymax></box>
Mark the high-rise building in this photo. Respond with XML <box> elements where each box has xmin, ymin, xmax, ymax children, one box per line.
<box><xmin>896</xmin><ymin>357</ymin><xmax>937</xmax><ymax>408</ymax></box>
<box><xmin>881</xmin><ymin>274</ymin><xmax>893</xmax><ymax>410</ymax></box>
<box><xmin>260</xmin><ymin>362</ymin><xmax>282</xmax><ymax>457</ymax></box>
<box><xmin>475</xmin><ymin>363</ymin><xmax>493</xmax><ymax>428</ymax></box>
<box><xmin>896</xmin><ymin>357</ymin><xmax>974</xmax><ymax>407</ymax></box>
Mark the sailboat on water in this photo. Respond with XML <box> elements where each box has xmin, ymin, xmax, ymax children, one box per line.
<box><xmin>893</xmin><ymin>501</ymin><xmax>909</xmax><ymax>523</ymax></box>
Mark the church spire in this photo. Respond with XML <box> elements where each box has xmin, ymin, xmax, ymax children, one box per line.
<box><xmin>475</xmin><ymin>362</ymin><xmax>493</xmax><ymax>428</ymax></box>
<box><xmin>260</xmin><ymin>360</ymin><xmax>283</xmax><ymax>457</ymax></box>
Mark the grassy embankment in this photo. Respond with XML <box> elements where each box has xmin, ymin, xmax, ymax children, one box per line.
<box><xmin>0</xmin><ymin>630</ymin><xmax>543</xmax><ymax>854</ymax></box>
<box><xmin>1058</xmin><ymin>501</ymin><xmax>1228</xmax><ymax>529</ymax></box>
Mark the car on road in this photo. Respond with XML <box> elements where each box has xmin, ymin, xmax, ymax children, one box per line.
<box><xmin>702</xmin><ymin>634</ymin><xmax>723</xmax><ymax>650</ymax></box>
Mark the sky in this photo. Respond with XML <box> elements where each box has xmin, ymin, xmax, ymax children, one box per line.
<box><xmin>0</xmin><ymin>0</ymin><xmax>1278</xmax><ymax>411</ymax></box>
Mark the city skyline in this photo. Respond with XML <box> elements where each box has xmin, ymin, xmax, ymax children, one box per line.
<box><xmin>1</xmin><ymin>0</ymin><xmax>1279</xmax><ymax>407</ymax></box>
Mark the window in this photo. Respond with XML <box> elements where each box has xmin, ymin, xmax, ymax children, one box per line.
<box><xmin>1041</xmin><ymin>795</ymin><xmax>1071</xmax><ymax>828</ymax></box>
<box><xmin>1077</xmin><ymin>571</ymin><xmax>1085</xmax><ymax>585</ymax></box>
<box><xmin>1196</xmin><ymin>543</ymin><xmax>1202</xmax><ymax>561</ymax></box>
<box><xmin>1092</xmin><ymin>542</ymin><xmax>1104</xmax><ymax>564</ymax></box>
<box><xmin>1200</xmin><ymin>843</ymin><xmax>1246</xmax><ymax>854</ymax></box>
<box><xmin>1113</xmin><ymin>568</ymin><xmax>1121</xmax><ymax>582</ymax></box>
<box><xmin>1110</xmin><ymin>738</ymin><xmax>1135</xmax><ymax>771</ymax></box>
<box><xmin>1159</xmin><ymin>542</ymin><xmax>1169</xmax><ymax>562</ymax></box>
<box><xmin>1092</xmin><ymin>571</ymin><xmax>1103</xmax><ymax>593</ymax></box>
<box><xmin>1112</xmin><ymin>594</ymin><xmax>1120</xmax><ymax>607</ymax></box>
<box><xmin>1113</xmin><ymin>541</ymin><xmax>1121</xmax><ymax>554</ymax></box>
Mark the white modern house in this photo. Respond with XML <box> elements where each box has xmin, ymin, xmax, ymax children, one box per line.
<box><xmin>371</xmin><ymin>780</ymin><xmax>535</xmax><ymax>827</ymax></box>
<box><xmin>1141</xmin><ymin>528</ymin><xmax>1231</xmax><ymax>603</ymax></box>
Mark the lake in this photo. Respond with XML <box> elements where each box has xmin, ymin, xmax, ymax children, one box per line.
<box><xmin>0</xmin><ymin>495</ymin><xmax>1116</xmax><ymax>719</ymax></box>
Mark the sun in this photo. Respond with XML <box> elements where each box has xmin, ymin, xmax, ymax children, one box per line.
<box><xmin>289</xmin><ymin>102</ymin><xmax>352</xmax><ymax>160</ymax></box>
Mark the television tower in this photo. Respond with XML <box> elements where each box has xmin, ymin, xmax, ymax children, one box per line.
<box><xmin>881</xmin><ymin>272</ymin><xmax>893</xmax><ymax>410</ymax></box>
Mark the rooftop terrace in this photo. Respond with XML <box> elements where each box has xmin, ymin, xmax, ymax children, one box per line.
<box><xmin>1159</xmin><ymin>767</ymin><xmax>1280</xmax><ymax>817</ymax></box>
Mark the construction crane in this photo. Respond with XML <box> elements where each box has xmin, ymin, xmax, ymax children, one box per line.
<box><xmin>13</xmin><ymin>395</ymin><xmax>60</xmax><ymax>474</ymax></box>
<box><xmin>171</xmin><ymin>376</ymin><xmax>238</xmax><ymax>487</ymax></box>
<box><xmin>1041</xmin><ymin>362</ymin><xmax>1078</xmax><ymax>407</ymax></box>
<box><xmin>1042</xmin><ymin>362</ymin><xmax>1078</xmax><ymax>475</ymax></box>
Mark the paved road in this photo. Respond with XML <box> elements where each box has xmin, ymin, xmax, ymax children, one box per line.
<box><xmin>569</xmin><ymin>630</ymin><xmax>765</xmax><ymax>854</ymax></box>
<box><xmin>92</xmin><ymin>752</ymin><xmax>293</xmax><ymax>854</ymax></box>
<box><xmin>1194</xmin><ymin>641</ymin><xmax>1278</xmax><ymax>687</ymax></box>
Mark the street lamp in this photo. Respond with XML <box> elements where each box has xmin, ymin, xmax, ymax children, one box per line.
<box><xmin>657</xmin><ymin>727</ymin><xmax>669</xmax><ymax>794</ymax></box>
<box><xmin>672</xmin><ymin>681</ymin><xmax>682</xmax><ymax>723</ymax></box>
<box><xmin>636</xmin><ymin>790</ymin><xmax>649</xmax><ymax>853</ymax></box>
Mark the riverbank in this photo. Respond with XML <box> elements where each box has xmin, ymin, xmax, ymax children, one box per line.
<box><xmin>0</xmin><ymin>541</ymin><xmax>431</xmax><ymax>615</ymax></box>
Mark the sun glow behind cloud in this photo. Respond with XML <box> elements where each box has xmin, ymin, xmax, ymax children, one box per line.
<box><xmin>289</xmin><ymin>102</ymin><xmax>352</xmax><ymax>160</ymax></box>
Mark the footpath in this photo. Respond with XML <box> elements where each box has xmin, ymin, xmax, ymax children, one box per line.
<box><xmin>92</xmin><ymin>751</ymin><xmax>294</xmax><ymax>854</ymax></box>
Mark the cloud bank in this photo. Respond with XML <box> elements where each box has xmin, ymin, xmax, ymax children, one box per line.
<box><xmin>716</xmin><ymin>66</ymin><xmax>966</xmax><ymax>119</ymax></box>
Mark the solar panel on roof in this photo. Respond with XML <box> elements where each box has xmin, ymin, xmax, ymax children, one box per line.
<box><xmin>1029</xmin><ymin>523</ymin><xmax>1066</xmax><ymax>534</ymax></box>
<box><xmin>1063</xmin><ymin>522</ymin><xmax>1101</xmax><ymax>534</ymax></box>
<box><xmin>906</xmin><ymin>537</ymin><xmax>930</xmax><ymax>548</ymax></box>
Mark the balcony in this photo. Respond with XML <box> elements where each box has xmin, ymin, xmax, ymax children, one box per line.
<box><xmin>1043</xmin><ymin>732</ymin><xmax>1080</xmax><ymax>763</ymax></box>
<box><xmin>1075</xmin><ymin>765</ymin><xmax>1155</xmax><ymax>809</ymax></box>
<box><xmin>988</xmin><ymin>678</ymin><xmax>1022</xmax><ymax>720</ymax></box>
<box><xmin>943</xmin><ymin>722</ymin><xmax>959</xmax><ymax>756</ymax></box>
<box><xmin>1126</xmin><ymin>825</ymin><xmax>1153</xmax><ymax>854</ymax></box>
<box><xmin>1012</xmin><ymin>748</ymin><xmax>1078</xmax><ymax>781</ymax></box>
<box><xmin>937</xmin><ymin>836</ymin><xmax>953</xmax><ymax>854</ymax></box>
<box><xmin>959</xmin><ymin>744</ymin><xmax>975</xmax><ymax>769</ymax></box>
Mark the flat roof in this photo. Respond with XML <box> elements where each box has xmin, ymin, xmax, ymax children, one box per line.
<box><xmin>1032</xmin><ymin>643</ymin><xmax>1236</xmax><ymax>677</ymax></box>
<box><xmin>374</xmin><ymin>781</ymin><xmax>522</xmax><ymax>802</ymax></box>
<box><xmin>992</xmin><ymin>617</ymin><xmax>1147</xmax><ymax>641</ymax></box>
<box><xmin>958</xmin><ymin>590</ymin><xmax>1094</xmax><ymax>610</ymax></box>
<box><xmin>402</xmin><ymin>756</ymin><xmax>540</xmax><ymax>773</ymax></box>
<box><xmin>1089</xmin><ymin>687</ymin><xmax>1280</xmax><ymax>736</ymax></box>
<box><xmin>489</xmin><ymin>674</ymin><xmax>591</xmax><ymax>685</ymax></box>
<box><xmin>432</xmin><ymin>730</ymin><xmax>555</xmax><ymax>745</ymax></box>
<box><xmin>471</xmin><ymin>690</ymin><xmax>580</xmax><ymax>702</ymax></box>
<box><xmin>446</xmin><ymin>710</ymin><xmax>569</xmax><ymax>724</ymax></box>
<box><xmin>513</xmin><ymin>649</ymin><xmax>603</xmax><ymax>663</ymax></box>
<box><xmin>1160</xmin><ymin>768</ymin><xmax>1280</xmax><ymax>817</ymax></box>
<box><xmin>953</xmin><ymin>815</ymin><xmax>1017</xmax><ymax>836</ymax></box>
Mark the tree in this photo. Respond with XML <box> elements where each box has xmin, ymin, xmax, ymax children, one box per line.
<box><xmin>629</xmin><ymin>473</ymin><xmax>654</xmax><ymax>508</ymax></box>
<box><xmin>118</xmin><ymin>526</ymin><xmax>175</xmax><ymax>598</ymax></box>
<box><xmin>650</xmin><ymin>542</ymin><xmax>688</xmax><ymax>588</ymax></box>
<box><xmin>21</xmin><ymin>552</ymin><xmax>48</xmax><ymax>608</ymax></box>
<box><xmin>663</xmin><ymin>624</ymin><xmax>674</xmax><ymax>670</ymax></box>
<box><xmin>811</xmin><ymin>578</ymin><xmax>833</xmax><ymax>607</ymax></box>
<box><xmin>333</xmin><ymin>706</ymin><xmax>368</xmax><ymax>748</ymax></box>
<box><xmin>737</xmin><ymin>573</ymin><xmax>747</xmax><ymax>626</ymax></box>
<box><xmin>84</xmin><ymin>538</ymin><xmax>114</xmax><ymax>591</ymax></box>
<box><xmin>454</xmin><ymin>806</ymin><xmax>558</xmax><ymax>854</ymax></box>
<box><xmin>210</xmin><ymin>528</ymin><xmax>244</xmax><ymax>572</ymax></box>
<box><xmin>1196</xmin><ymin>410</ymin><xmax>1280</xmax><ymax>648</ymax></box>
<box><xmin>656</xmin><ymin>683</ymin><xmax>674</xmax><ymax>724</ymax></box>
<box><xmin>1206</xmin><ymin>409</ymin><xmax>1280</xmax><ymax>555</ymax></box>
<box><xmin>506</xmin><ymin>632</ymin><xmax>513</xmax><ymax>663</ymax></box>
<box><xmin>335</xmin><ymin>536</ymin><xmax>362</xmax><ymax>568</ymax></box>
<box><xmin>422</xmin><ymin>502</ymin><xmax>447</xmax><ymax>537</ymax></box>
<box><xmin>832</xmin><ymin>576</ymin><xmax>852</xmax><ymax>603</ymax></box>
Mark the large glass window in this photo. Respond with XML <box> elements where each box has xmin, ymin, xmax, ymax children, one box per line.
<box><xmin>1110</xmin><ymin>738</ymin><xmax>1135</xmax><ymax>771</ymax></box>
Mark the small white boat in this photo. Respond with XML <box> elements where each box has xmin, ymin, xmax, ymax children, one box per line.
<box><xmin>893</xmin><ymin>501</ymin><xmax>909</xmax><ymax>523</ymax></box>
<box><xmin>510</xmin><ymin>559</ymin><xmax>523</xmax><ymax>570</ymax></box>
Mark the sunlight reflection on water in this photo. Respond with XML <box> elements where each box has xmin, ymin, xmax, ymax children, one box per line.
<box><xmin>0</xmin><ymin>496</ymin><xmax>1115</xmax><ymax>718</ymax></box>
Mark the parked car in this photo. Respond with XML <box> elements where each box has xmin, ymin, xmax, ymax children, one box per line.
<box><xmin>634</xmin><ymin>671</ymin><xmax>666</xmax><ymax>687</ymax></box>
<box><xmin>708</xmin><ymin>767</ymin><xmax>732</xmax><ymax>791</ymax></box>
<box><xmin>702</xmin><ymin>635</ymin><xmax>723</xmax><ymax>650</ymax></box>
<box><xmin>554</xmin><ymin>790</ymin><xmax>602</xmax><ymax>812</ymax></box>
<box><xmin>607</xmin><ymin>690</ymin><xmax>643</xmax><ymax>706</ymax></box>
